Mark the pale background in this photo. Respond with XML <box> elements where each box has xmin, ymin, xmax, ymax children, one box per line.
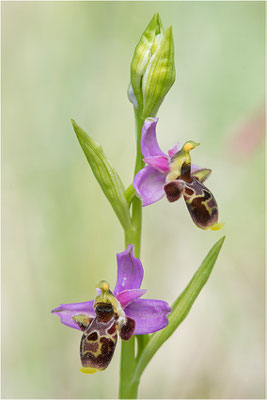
<box><xmin>2</xmin><ymin>1</ymin><xmax>265</xmax><ymax>399</ymax></box>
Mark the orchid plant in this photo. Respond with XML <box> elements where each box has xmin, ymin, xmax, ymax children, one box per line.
<box><xmin>52</xmin><ymin>13</ymin><xmax>225</xmax><ymax>399</ymax></box>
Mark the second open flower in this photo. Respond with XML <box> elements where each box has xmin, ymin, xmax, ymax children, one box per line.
<box><xmin>52</xmin><ymin>245</ymin><xmax>171</xmax><ymax>374</ymax></box>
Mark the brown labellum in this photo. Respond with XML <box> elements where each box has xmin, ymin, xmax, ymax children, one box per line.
<box><xmin>182</xmin><ymin>178</ymin><xmax>219</xmax><ymax>229</ymax></box>
<box><xmin>79</xmin><ymin>303</ymin><xmax>118</xmax><ymax>371</ymax></box>
<box><xmin>73</xmin><ymin>302</ymin><xmax>136</xmax><ymax>373</ymax></box>
<box><xmin>163</xmin><ymin>159</ymin><xmax>219</xmax><ymax>229</ymax></box>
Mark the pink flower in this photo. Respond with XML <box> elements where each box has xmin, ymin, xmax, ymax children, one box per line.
<box><xmin>52</xmin><ymin>245</ymin><xmax>171</xmax><ymax>373</ymax></box>
<box><xmin>133</xmin><ymin>118</ymin><xmax>223</xmax><ymax>230</ymax></box>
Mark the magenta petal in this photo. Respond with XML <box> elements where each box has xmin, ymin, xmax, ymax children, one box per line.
<box><xmin>125</xmin><ymin>299</ymin><xmax>171</xmax><ymax>335</ymax></box>
<box><xmin>141</xmin><ymin>118</ymin><xmax>166</xmax><ymax>158</ymax></box>
<box><xmin>51</xmin><ymin>300</ymin><xmax>95</xmax><ymax>330</ymax></box>
<box><xmin>113</xmin><ymin>245</ymin><xmax>144</xmax><ymax>295</ymax></box>
<box><xmin>143</xmin><ymin>156</ymin><xmax>170</xmax><ymax>173</ymax></box>
<box><xmin>168</xmin><ymin>143</ymin><xmax>180</xmax><ymax>158</ymax></box>
<box><xmin>133</xmin><ymin>166</ymin><xmax>166</xmax><ymax>207</ymax></box>
<box><xmin>116</xmin><ymin>289</ymin><xmax>147</xmax><ymax>308</ymax></box>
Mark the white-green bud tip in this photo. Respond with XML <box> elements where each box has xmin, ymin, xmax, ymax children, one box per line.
<box><xmin>129</xmin><ymin>13</ymin><xmax>176</xmax><ymax>118</ymax></box>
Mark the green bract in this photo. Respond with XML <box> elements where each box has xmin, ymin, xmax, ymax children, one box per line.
<box><xmin>72</xmin><ymin>120</ymin><xmax>132</xmax><ymax>231</ymax></box>
<box><xmin>128</xmin><ymin>13</ymin><xmax>176</xmax><ymax>118</ymax></box>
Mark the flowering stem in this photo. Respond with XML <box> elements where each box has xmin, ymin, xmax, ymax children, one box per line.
<box><xmin>124</xmin><ymin>109</ymin><xmax>144</xmax><ymax>255</ymax></box>
<box><xmin>133</xmin><ymin>109</ymin><xmax>145</xmax><ymax>177</ymax></box>
<box><xmin>136</xmin><ymin>334</ymin><xmax>150</xmax><ymax>361</ymax></box>
<box><xmin>129</xmin><ymin>109</ymin><xmax>145</xmax><ymax>257</ymax></box>
<box><xmin>119</xmin><ymin>109</ymin><xmax>145</xmax><ymax>399</ymax></box>
<box><xmin>119</xmin><ymin>336</ymin><xmax>138</xmax><ymax>399</ymax></box>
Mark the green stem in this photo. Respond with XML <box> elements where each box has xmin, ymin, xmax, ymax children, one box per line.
<box><xmin>119</xmin><ymin>336</ymin><xmax>137</xmax><ymax>399</ymax></box>
<box><xmin>136</xmin><ymin>334</ymin><xmax>150</xmax><ymax>362</ymax></box>
<box><xmin>119</xmin><ymin>109</ymin><xmax>145</xmax><ymax>399</ymax></box>
<box><xmin>133</xmin><ymin>109</ymin><xmax>145</xmax><ymax>177</ymax></box>
<box><xmin>131</xmin><ymin>109</ymin><xmax>145</xmax><ymax>257</ymax></box>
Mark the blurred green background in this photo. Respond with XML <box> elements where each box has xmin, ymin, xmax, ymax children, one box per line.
<box><xmin>2</xmin><ymin>1</ymin><xmax>265</xmax><ymax>399</ymax></box>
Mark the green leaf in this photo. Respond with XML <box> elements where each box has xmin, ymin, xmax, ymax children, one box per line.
<box><xmin>72</xmin><ymin>120</ymin><xmax>132</xmax><ymax>230</ymax></box>
<box><xmin>132</xmin><ymin>236</ymin><xmax>225</xmax><ymax>384</ymax></box>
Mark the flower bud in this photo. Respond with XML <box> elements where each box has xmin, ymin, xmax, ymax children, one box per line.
<box><xmin>129</xmin><ymin>13</ymin><xmax>176</xmax><ymax>118</ymax></box>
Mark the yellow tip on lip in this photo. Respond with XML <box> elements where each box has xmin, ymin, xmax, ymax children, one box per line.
<box><xmin>200</xmin><ymin>222</ymin><xmax>224</xmax><ymax>231</ymax></box>
<box><xmin>210</xmin><ymin>222</ymin><xmax>224</xmax><ymax>231</ymax></box>
<box><xmin>80</xmin><ymin>367</ymin><xmax>99</xmax><ymax>374</ymax></box>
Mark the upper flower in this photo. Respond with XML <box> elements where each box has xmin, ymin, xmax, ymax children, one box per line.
<box><xmin>52</xmin><ymin>245</ymin><xmax>171</xmax><ymax>373</ymax></box>
<box><xmin>133</xmin><ymin>118</ymin><xmax>223</xmax><ymax>230</ymax></box>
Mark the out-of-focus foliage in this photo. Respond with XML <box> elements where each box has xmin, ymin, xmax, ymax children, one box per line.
<box><xmin>2</xmin><ymin>2</ymin><xmax>264</xmax><ymax>399</ymax></box>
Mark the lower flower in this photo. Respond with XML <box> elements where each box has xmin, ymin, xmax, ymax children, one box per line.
<box><xmin>51</xmin><ymin>245</ymin><xmax>171</xmax><ymax>373</ymax></box>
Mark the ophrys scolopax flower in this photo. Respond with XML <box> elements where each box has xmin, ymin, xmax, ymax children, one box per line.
<box><xmin>52</xmin><ymin>245</ymin><xmax>171</xmax><ymax>373</ymax></box>
<box><xmin>133</xmin><ymin>118</ymin><xmax>223</xmax><ymax>230</ymax></box>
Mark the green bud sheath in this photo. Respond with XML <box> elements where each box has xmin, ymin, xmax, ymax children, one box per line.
<box><xmin>129</xmin><ymin>13</ymin><xmax>175</xmax><ymax>118</ymax></box>
<box><xmin>130</xmin><ymin>13</ymin><xmax>164</xmax><ymax>110</ymax></box>
<box><xmin>142</xmin><ymin>26</ymin><xmax>176</xmax><ymax>118</ymax></box>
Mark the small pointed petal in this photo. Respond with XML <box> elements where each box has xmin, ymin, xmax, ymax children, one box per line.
<box><xmin>124</xmin><ymin>299</ymin><xmax>171</xmax><ymax>335</ymax></box>
<box><xmin>116</xmin><ymin>289</ymin><xmax>147</xmax><ymax>308</ymax></box>
<box><xmin>168</xmin><ymin>143</ymin><xmax>180</xmax><ymax>158</ymax></box>
<box><xmin>143</xmin><ymin>155</ymin><xmax>170</xmax><ymax>173</ymax></box>
<box><xmin>133</xmin><ymin>166</ymin><xmax>166</xmax><ymax>206</ymax></box>
<box><xmin>113</xmin><ymin>245</ymin><xmax>144</xmax><ymax>295</ymax></box>
<box><xmin>191</xmin><ymin>168</ymin><xmax>212</xmax><ymax>183</ymax></box>
<box><xmin>51</xmin><ymin>300</ymin><xmax>95</xmax><ymax>330</ymax></box>
<box><xmin>140</xmin><ymin>118</ymin><xmax>166</xmax><ymax>158</ymax></box>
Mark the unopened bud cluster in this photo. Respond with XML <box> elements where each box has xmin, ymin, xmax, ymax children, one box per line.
<box><xmin>128</xmin><ymin>13</ymin><xmax>176</xmax><ymax>118</ymax></box>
